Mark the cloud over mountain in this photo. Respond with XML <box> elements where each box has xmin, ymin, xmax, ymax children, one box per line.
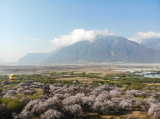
<box><xmin>129</xmin><ymin>31</ymin><xmax>160</xmax><ymax>43</ymax></box>
<box><xmin>49</xmin><ymin>29</ymin><xmax>114</xmax><ymax>50</ymax></box>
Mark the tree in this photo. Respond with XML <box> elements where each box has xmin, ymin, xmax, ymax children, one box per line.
<box><xmin>82</xmin><ymin>95</ymin><xmax>96</xmax><ymax>112</ymax></box>
<box><xmin>13</xmin><ymin>110</ymin><xmax>33</xmax><ymax>119</ymax></box>
<box><xmin>93</xmin><ymin>101</ymin><xmax>103</xmax><ymax>114</ymax></box>
<box><xmin>23</xmin><ymin>90</ymin><xmax>36</xmax><ymax>95</ymax></box>
<box><xmin>135</xmin><ymin>98</ymin><xmax>143</xmax><ymax>108</ymax></box>
<box><xmin>20</xmin><ymin>96</ymin><xmax>31</xmax><ymax>105</ymax></box>
<box><xmin>3</xmin><ymin>90</ymin><xmax>17</xmax><ymax>98</ymax></box>
<box><xmin>40</xmin><ymin>109</ymin><xmax>63</xmax><ymax>119</ymax></box>
<box><xmin>0</xmin><ymin>104</ymin><xmax>11</xmax><ymax>119</ymax></box>
<box><xmin>64</xmin><ymin>104</ymin><xmax>84</xmax><ymax>119</ymax></box>
<box><xmin>45</xmin><ymin>97</ymin><xmax>61</xmax><ymax>109</ymax></box>
<box><xmin>17</xmin><ymin>88</ymin><xmax>25</xmax><ymax>94</ymax></box>
<box><xmin>148</xmin><ymin>103</ymin><xmax>160</xmax><ymax>119</ymax></box>
<box><xmin>62</xmin><ymin>95</ymin><xmax>82</xmax><ymax>106</ymax></box>
<box><xmin>93</xmin><ymin>100</ymin><xmax>118</xmax><ymax>115</ymax></box>
<box><xmin>119</xmin><ymin>99</ymin><xmax>132</xmax><ymax>110</ymax></box>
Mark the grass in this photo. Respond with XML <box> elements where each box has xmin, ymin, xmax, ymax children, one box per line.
<box><xmin>35</xmin><ymin>88</ymin><xmax>43</xmax><ymax>92</ymax></box>
<box><xmin>55</xmin><ymin>77</ymin><xmax>105</xmax><ymax>82</ymax></box>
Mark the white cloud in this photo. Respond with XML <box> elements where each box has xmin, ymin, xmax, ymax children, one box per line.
<box><xmin>50</xmin><ymin>29</ymin><xmax>114</xmax><ymax>50</ymax></box>
<box><xmin>129</xmin><ymin>31</ymin><xmax>160</xmax><ymax>43</ymax></box>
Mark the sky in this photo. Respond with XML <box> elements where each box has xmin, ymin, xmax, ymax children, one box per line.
<box><xmin>0</xmin><ymin>0</ymin><xmax>160</xmax><ymax>63</ymax></box>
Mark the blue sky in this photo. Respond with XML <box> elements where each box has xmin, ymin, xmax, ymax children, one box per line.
<box><xmin>0</xmin><ymin>0</ymin><xmax>160</xmax><ymax>62</ymax></box>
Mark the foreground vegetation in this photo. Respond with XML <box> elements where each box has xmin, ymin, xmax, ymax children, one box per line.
<box><xmin>0</xmin><ymin>71</ymin><xmax>160</xmax><ymax>119</ymax></box>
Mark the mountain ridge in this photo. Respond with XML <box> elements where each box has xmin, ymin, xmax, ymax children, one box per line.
<box><xmin>45</xmin><ymin>36</ymin><xmax>160</xmax><ymax>63</ymax></box>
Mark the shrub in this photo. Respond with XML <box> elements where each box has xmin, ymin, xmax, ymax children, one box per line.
<box><xmin>7</xmin><ymin>100</ymin><xmax>23</xmax><ymax>112</ymax></box>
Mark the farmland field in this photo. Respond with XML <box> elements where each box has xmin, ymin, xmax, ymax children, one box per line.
<box><xmin>0</xmin><ymin>64</ymin><xmax>160</xmax><ymax>119</ymax></box>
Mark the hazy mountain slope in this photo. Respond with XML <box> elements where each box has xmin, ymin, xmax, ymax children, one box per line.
<box><xmin>18</xmin><ymin>48</ymin><xmax>60</xmax><ymax>64</ymax></box>
<box><xmin>141</xmin><ymin>38</ymin><xmax>160</xmax><ymax>50</ymax></box>
<box><xmin>45</xmin><ymin>36</ymin><xmax>160</xmax><ymax>63</ymax></box>
<box><xmin>18</xmin><ymin>53</ymin><xmax>49</xmax><ymax>64</ymax></box>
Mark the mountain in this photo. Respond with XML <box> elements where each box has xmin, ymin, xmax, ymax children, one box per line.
<box><xmin>18</xmin><ymin>48</ymin><xmax>60</xmax><ymax>64</ymax></box>
<box><xmin>140</xmin><ymin>38</ymin><xmax>160</xmax><ymax>50</ymax></box>
<box><xmin>18</xmin><ymin>53</ymin><xmax>49</xmax><ymax>64</ymax></box>
<box><xmin>45</xmin><ymin>35</ymin><xmax>160</xmax><ymax>63</ymax></box>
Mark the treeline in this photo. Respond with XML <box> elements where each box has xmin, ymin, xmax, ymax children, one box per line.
<box><xmin>1</xmin><ymin>71</ymin><xmax>160</xmax><ymax>91</ymax></box>
<box><xmin>113</xmin><ymin>75</ymin><xmax>160</xmax><ymax>90</ymax></box>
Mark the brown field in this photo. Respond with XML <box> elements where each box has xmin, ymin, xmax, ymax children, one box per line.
<box><xmin>87</xmin><ymin>111</ymin><xmax>152</xmax><ymax>119</ymax></box>
<box><xmin>143</xmin><ymin>83</ymin><xmax>160</xmax><ymax>86</ymax></box>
